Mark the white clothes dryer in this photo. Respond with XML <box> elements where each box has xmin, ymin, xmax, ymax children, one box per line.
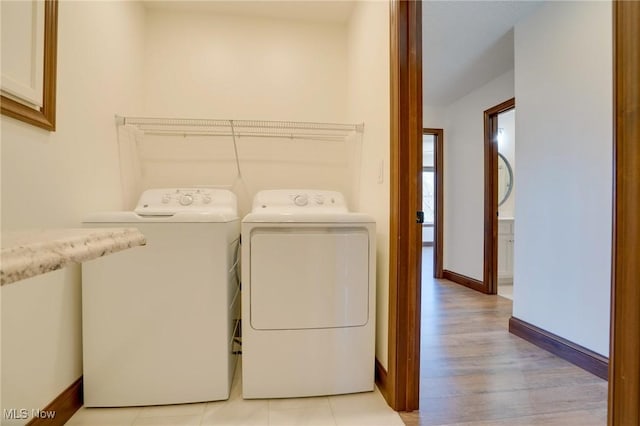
<box><xmin>241</xmin><ymin>189</ymin><xmax>376</xmax><ymax>398</ymax></box>
<box><xmin>82</xmin><ymin>188</ymin><xmax>240</xmax><ymax>407</ymax></box>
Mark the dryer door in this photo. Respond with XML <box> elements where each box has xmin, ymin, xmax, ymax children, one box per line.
<box><xmin>249</xmin><ymin>227</ymin><xmax>369</xmax><ymax>330</ymax></box>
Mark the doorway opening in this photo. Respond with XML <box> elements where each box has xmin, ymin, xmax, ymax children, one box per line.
<box><xmin>483</xmin><ymin>98</ymin><xmax>515</xmax><ymax>295</ymax></box>
<box><xmin>496</xmin><ymin>109</ymin><xmax>515</xmax><ymax>300</ymax></box>
<box><xmin>387</xmin><ymin>1</ymin><xmax>639</xmax><ymax>421</ymax></box>
<box><xmin>422</xmin><ymin>129</ymin><xmax>443</xmax><ymax>279</ymax></box>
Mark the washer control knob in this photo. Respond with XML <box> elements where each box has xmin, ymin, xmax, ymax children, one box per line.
<box><xmin>162</xmin><ymin>195</ymin><xmax>171</xmax><ymax>204</ymax></box>
<box><xmin>294</xmin><ymin>194</ymin><xmax>308</xmax><ymax>206</ymax></box>
<box><xmin>315</xmin><ymin>195</ymin><xmax>325</xmax><ymax>205</ymax></box>
<box><xmin>203</xmin><ymin>196</ymin><xmax>212</xmax><ymax>204</ymax></box>
<box><xmin>179</xmin><ymin>194</ymin><xmax>194</xmax><ymax>206</ymax></box>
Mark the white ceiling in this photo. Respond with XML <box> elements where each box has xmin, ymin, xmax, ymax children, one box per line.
<box><xmin>423</xmin><ymin>1</ymin><xmax>542</xmax><ymax>107</ymax></box>
<box><xmin>143</xmin><ymin>0</ymin><xmax>355</xmax><ymax>24</ymax></box>
<box><xmin>143</xmin><ymin>0</ymin><xmax>542</xmax><ymax>107</ymax></box>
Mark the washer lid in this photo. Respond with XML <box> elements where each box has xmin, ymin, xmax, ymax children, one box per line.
<box><xmin>134</xmin><ymin>188</ymin><xmax>237</xmax><ymax>216</ymax></box>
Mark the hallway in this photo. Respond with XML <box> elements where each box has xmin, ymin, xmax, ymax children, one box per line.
<box><xmin>400</xmin><ymin>248</ymin><xmax>607</xmax><ymax>425</ymax></box>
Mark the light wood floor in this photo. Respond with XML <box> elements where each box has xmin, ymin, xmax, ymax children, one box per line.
<box><xmin>400</xmin><ymin>249</ymin><xmax>608</xmax><ymax>426</ymax></box>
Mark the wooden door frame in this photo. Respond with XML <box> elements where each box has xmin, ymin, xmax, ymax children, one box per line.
<box><xmin>608</xmin><ymin>1</ymin><xmax>639</xmax><ymax>424</ymax></box>
<box><xmin>385</xmin><ymin>0</ymin><xmax>422</xmax><ymax>412</ymax></box>
<box><xmin>483</xmin><ymin>98</ymin><xmax>515</xmax><ymax>295</ymax></box>
<box><xmin>387</xmin><ymin>0</ymin><xmax>639</xmax><ymax>419</ymax></box>
<box><xmin>423</xmin><ymin>128</ymin><xmax>444</xmax><ymax>279</ymax></box>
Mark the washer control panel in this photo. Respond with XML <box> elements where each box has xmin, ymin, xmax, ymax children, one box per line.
<box><xmin>135</xmin><ymin>188</ymin><xmax>236</xmax><ymax>215</ymax></box>
<box><xmin>252</xmin><ymin>190</ymin><xmax>347</xmax><ymax>213</ymax></box>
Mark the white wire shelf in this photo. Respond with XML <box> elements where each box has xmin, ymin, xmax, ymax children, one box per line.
<box><xmin>115</xmin><ymin>115</ymin><xmax>364</xmax><ymax>141</ymax></box>
<box><xmin>115</xmin><ymin>115</ymin><xmax>364</xmax><ymax>180</ymax></box>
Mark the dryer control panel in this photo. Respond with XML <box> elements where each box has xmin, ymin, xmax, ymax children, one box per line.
<box><xmin>135</xmin><ymin>188</ymin><xmax>237</xmax><ymax>216</ymax></box>
<box><xmin>251</xmin><ymin>190</ymin><xmax>348</xmax><ymax>213</ymax></box>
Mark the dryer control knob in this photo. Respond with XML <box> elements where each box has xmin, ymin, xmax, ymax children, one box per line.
<box><xmin>203</xmin><ymin>196</ymin><xmax>212</xmax><ymax>204</ymax></box>
<box><xmin>162</xmin><ymin>195</ymin><xmax>171</xmax><ymax>204</ymax></box>
<box><xmin>179</xmin><ymin>194</ymin><xmax>194</xmax><ymax>206</ymax></box>
<box><xmin>294</xmin><ymin>194</ymin><xmax>308</xmax><ymax>206</ymax></box>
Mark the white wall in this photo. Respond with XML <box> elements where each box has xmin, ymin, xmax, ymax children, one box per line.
<box><xmin>442</xmin><ymin>70</ymin><xmax>514</xmax><ymax>280</ymax></box>
<box><xmin>143</xmin><ymin>8</ymin><xmax>347</xmax><ymax>122</ymax></box>
<box><xmin>513</xmin><ymin>1</ymin><xmax>612</xmax><ymax>356</ymax></box>
<box><xmin>131</xmin><ymin>7</ymin><xmax>353</xmax><ymax>215</ymax></box>
<box><xmin>346</xmin><ymin>1</ymin><xmax>390</xmax><ymax>370</ymax></box>
<box><xmin>423</xmin><ymin>104</ymin><xmax>445</xmax><ymax>129</ymax></box>
<box><xmin>0</xmin><ymin>1</ymin><xmax>145</xmax><ymax>421</ymax></box>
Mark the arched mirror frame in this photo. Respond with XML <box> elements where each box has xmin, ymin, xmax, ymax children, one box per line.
<box><xmin>497</xmin><ymin>152</ymin><xmax>513</xmax><ymax>207</ymax></box>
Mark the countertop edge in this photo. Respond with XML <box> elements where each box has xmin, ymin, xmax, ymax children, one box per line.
<box><xmin>1</xmin><ymin>228</ymin><xmax>146</xmax><ymax>286</ymax></box>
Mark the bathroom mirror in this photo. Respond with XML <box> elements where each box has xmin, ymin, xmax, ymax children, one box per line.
<box><xmin>497</xmin><ymin>152</ymin><xmax>513</xmax><ymax>206</ymax></box>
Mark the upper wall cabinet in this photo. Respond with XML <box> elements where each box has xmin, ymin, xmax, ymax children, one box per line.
<box><xmin>1</xmin><ymin>0</ymin><xmax>57</xmax><ymax>131</ymax></box>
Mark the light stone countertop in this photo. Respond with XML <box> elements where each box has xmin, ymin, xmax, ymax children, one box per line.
<box><xmin>1</xmin><ymin>228</ymin><xmax>146</xmax><ymax>286</ymax></box>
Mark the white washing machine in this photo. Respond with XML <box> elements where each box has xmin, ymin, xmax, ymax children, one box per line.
<box><xmin>241</xmin><ymin>189</ymin><xmax>376</xmax><ymax>398</ymax></box>
<box><xmin>82</xmin><ymin>188</ymin><xmax>240</xmax><ymax>407</ymax></box>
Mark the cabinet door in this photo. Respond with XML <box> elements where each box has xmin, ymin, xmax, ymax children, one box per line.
<box><xmin>498</xmin><ymin>233</ymin><xmax>511</xmax><ymax>278</ymax></box>
<box><xmin>505</xmin><ymin>238</ymin><xmax>514</xmax><ymax>277</ymax></box>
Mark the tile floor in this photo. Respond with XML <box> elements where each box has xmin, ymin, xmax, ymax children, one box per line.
<box><xmin>67</xmin><ymin>361</ymin><xmax>404</xmax><ymax>426</ymax></box>
<box><xmin>497</xmin><ymin>283</ymin><xmax>513</xmax><ymax>300</ymax></box>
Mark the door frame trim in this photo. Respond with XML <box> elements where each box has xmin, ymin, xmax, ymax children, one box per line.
<box><xmin>483</xmin><ymin>98</ymin><xmax>515</xmax><ymax>295</ymax></box>
<box><xmin>386</xmin><ymin>0</ymin><xmax>422</xmax><ymax>411</ymax></box>
<box><xmin>608</xmin><ymin>1</ymin><xmax>640</xmax><ymax>424</ymax></box>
